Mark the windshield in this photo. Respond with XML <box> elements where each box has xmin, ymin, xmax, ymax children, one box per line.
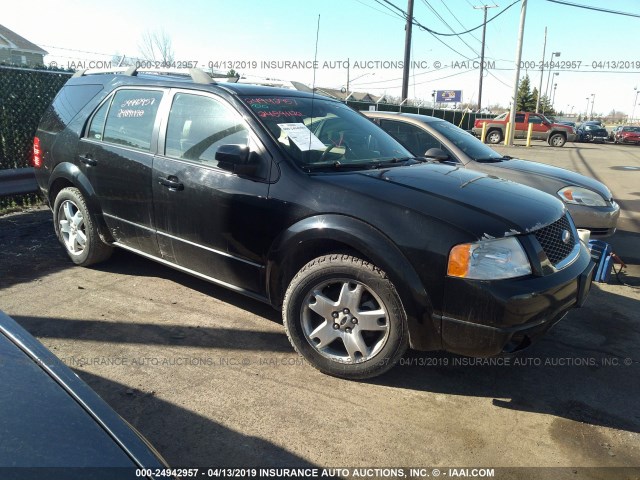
<box><xmin>429</xmin><ymin>120</ymin><xmax>502</xmax><ymax>161</ymax></box>
<box><xmin>242</xmin><ymin>95</ymin><xmax>410</xmax><ymax>169</ymax></box>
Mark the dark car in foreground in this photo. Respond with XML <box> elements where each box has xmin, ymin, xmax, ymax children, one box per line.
<box><xmin>365</xmin><ymin>111</ymin><xmax>619</xmax><ymax>237</ymax></box>
<box><xmin>0</xmin><ymin>310</ymin><xmax>168</xmax><ymax>479</ymax></box>
<box><xmin>34</xmin><ymin>67</ymin><xmax>594</xmax><ymax>379</ymax></box>
<box><xmin>614</xmin><ymin>126</ymin><xmax>640</xmax><ymax>145</ymax></box>
<box><xmin>577</xmin><ymin>123</ymin><xmax>609</xmax><ymax>143</ymax></box>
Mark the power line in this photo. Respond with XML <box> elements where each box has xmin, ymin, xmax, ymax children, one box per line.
<box><xmin>421</xmin><ymin>0</ymin><xmax>481</xmax><ymax>57</ymax></box>
<box><xmin>380</xmin><ymin>0</ymin><xmax>519</xmax><ymax>36</ymax></box>
<box><xmin>373</xmin><ymin>0</ymin><xmax>474</xmax><ymax>59</ymax></box>
<box><xmin>438</xmin><ymin>0</ymin><xmax>483</xmax><ymax>45</ymax></box>
<box><xmin>354</xmin><ymin>0</ymin><xmax>405</xmax><ymax>20</ymax></box>
<box><xmin>545</xmin><ymin>0</ymin><xmax>640</xmax><ymax>18</ymax></box>
<box><xmin>373</xmin><ymin>0</ymin><xmax>408</xmax><ymax>18</ymax></box>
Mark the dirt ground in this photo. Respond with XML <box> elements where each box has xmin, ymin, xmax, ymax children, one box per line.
<box><xmin>1</xmin><ymin>141</ymin><xmax>639</xmax><ymax>479</ymax></box>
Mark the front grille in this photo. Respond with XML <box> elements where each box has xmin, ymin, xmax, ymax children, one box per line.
<box><xmin>533</xmin><ymin>215</ymin><xmax>576</xmax><ymax>265</ymax></box>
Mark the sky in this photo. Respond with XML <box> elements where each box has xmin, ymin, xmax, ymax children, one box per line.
<box><xmin>3</xmin><ymin>0</ymin><xmax>640</xmax><ymax>117</ymax></box>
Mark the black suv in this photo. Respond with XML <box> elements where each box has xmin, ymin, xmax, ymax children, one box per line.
<box><xmin>34</xmin><ymin>68</ymin><xmax>594</xmax><ymax>379</ymax></box>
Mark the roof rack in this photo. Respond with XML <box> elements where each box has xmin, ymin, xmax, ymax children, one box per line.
<box><xmin>71</xmin><ymin>66</ymin><xmax>215</xmax><ymax>84</ymax></box>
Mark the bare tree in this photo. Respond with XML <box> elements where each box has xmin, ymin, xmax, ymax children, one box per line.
<box><xmin>138</xmin><ymin>29</ymin><xmax>175</xmax><ymax>64</ymax></box>
<box><xmin>111</xmin><ymin>53</ymin><xmax>137</xmax><ymax>67</ymax></box>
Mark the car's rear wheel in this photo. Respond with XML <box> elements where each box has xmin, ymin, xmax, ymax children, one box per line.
<box><xmin>283</xmin><ymin>254</ymin><xmax>408</xmax><ymax>380</ymax></box>
<box><xmin>549</xmin><ymin>133</ymin><xmax>566</xmax><ymax>147</ymax></box>
<box><xmin>53</xmin><ymin>187</ymin><xmax>112</xmax><ymax>266</ymax></box>
<box><xmin>486</xmin><ymin>129</ymin><xmax>502</xmax><ymax>144</ymax></box>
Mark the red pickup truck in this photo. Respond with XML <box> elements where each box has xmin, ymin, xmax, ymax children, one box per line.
<box><xmin>472</xmin><ymin>112</ymin><xmax>577</xmax><ymax>147</ymax></box>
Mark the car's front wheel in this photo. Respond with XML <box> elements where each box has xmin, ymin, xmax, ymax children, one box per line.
<box><xmin>53</xmin><ymin>187</ymin><xmax>113</xmax><ymax>266</ymax></box>
<box><xmin>283</xmin><ymin>254</ymin><xmax>408</xmax><ymax>380</ymax></box>
<box><xmin>549</xmin><ymin>133</ymin><xmax>567</xmax><ymax>147</ymax></box>
<box><xmin>486</xmin><ymin>129</ymin><xmax>503</xmax><ymax>144</ymax></box>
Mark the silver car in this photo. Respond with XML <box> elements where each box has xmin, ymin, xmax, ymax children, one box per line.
<box><xmin>365</xmin><ymin>111</ymin><xmax>619</xmax><ymax>237</ymax></box>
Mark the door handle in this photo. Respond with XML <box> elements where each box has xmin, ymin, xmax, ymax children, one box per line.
<box><xmin>158</xmin><ymin>176</ymin><xmax>184</xmax><ymax>191</ymax></box>
<box><xmin>79</xmin><ymin>155</ymin><xmax>97</xmax><ymax>166</ymax></box>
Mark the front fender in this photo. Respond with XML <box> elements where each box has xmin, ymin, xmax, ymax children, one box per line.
<box><xmin>266</xmin><ymin>214</ymin><xmax>441</xmax><ymax>351</ymax></box>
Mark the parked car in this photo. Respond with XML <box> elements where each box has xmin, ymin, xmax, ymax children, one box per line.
<box><xmin>608</xmin><ymin>125</ymin><xmax>623</xmax><ymax>141</ymax></box>
<box><xmin>366</xmin><ymin>111</ymin><xmax>619</xmax><ymax>237</ymax></box>
<box><xmin>614</xmin><ymin>126</ymin><xmax>640</xmax><ymax>145</ymax></box>
<box><xmin>34</xmin><ymin>67</ymin><xmax>595</xmax><ymax>379</ymax></box>
<box><xmin>471</xmin><ymin>112</ymin><xmax>576</xmax><ymax>147</ymax></box>
<box><xmin>0</xmin><ymin>310</ymin><xmax>169</xmax><ymax>477</ymax></box>
<box><xmin>576</xmin><ymin>123</ymin><xmax>609</xmax><ymax>143</ymax></box>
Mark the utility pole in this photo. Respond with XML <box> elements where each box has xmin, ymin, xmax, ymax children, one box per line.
<box><xmin>474</xmin><ymin>4</ymin><xmax>498</xmax><ymax>111</ymax></box>
<box><xmin>401</xmin><ymin>0</ymin><xmax>414</xmax><ymax>102</ymax></box>
<box><xmin>507</xmin><ymin>0</ymin><xmax>528</xmax><ymax>146</ymax></box>
<box><xmin>535</xmin><ymin>27</ymin><xmax>547</xmax><ymax>113</ymax></box>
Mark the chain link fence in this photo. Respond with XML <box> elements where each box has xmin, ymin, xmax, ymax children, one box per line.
<box><xmin>346</xmin><ymin>100</ymin><xmax>496</xmax><ymax>131</ymax></box>
<box><xmin>0</xmin><ymin>65</ymin><xmax>72</xmax><ymax>211</ymax></box>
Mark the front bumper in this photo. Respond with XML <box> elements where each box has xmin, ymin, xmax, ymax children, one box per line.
<box><xmin>566</xmin><ymin>202</ymin><xmax>620</xmax><ymax>238</ymax></box>
<box><xmin>438</xmin><ymin>244</ymin><xmax>594</xmax><ymax>357</ymax></box>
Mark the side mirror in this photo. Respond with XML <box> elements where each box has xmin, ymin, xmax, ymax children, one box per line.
<box><xmin>215</xmin><ymin>144</ymin><xmax>257</xmax><ymax>175</ymax></box>
<box><xmin>424</xmin><ymin>147</ymin><xmax>450</xmax><ymax>162</ymax></box>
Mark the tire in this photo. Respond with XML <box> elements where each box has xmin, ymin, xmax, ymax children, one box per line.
<box><xmin>53</xmin><ymin>187</ymin><xmax>112</xmax><ymax>266</ymax></box>
<box><xmin>283</xmin><ymin>254</ymin><xmax>408</xmax><ymax>380</ymax></box>
<box><xmin>549</xmin><ymin>133</ymin><xmax>566</xmax><ymax>147</ymax></box>
<box><xmin>486</xmin><ymin>129</ymin><xmax>502</xmax><ymax>144</ymax></box>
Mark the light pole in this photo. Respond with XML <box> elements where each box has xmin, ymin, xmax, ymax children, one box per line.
<box><xmin>551</xmin><ymin>83</ymin><xmax>558</xmax><ymax>109</ymax></box>
<box><xmin>584</xmin><ymin>97</ymin><xmax>590</xmax><ymax>119</ymax></box>
<box><xmin>590</xmin><ymin>93</ymin><xmax>595</xmax><ymax>120</ymax></box>
<box><xmin>632</xmin><ymin>87</ymin><xmax>639</xmax><ymax>124</ymax></box>
<box><xmin>431</xmin><ymin>90</ymin><xmax>436</xmax><ymax>116</ymax></box>
<box><xmin>544</xmin><ymin>52</ymin><xmax>561</xmax><ymax>99</ymax></box>
<box><xmin>543</xmin><ymin>72</ymin><xmax>559</xmax><ymax>113</ymax></box>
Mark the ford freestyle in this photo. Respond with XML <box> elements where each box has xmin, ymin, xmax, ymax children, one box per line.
<box><xmin>33</xmin><ymin>68</ymin><xmax>594</xmax><ymax>379</ymax></box>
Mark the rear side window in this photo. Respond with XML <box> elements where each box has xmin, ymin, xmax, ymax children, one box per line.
<box><xmin>87</xmin><ymin>98</ymin><xmax>111</xmax><ymax>140</ymax></box>
<box><xmin>101</xmin><ymin>89</ymin><xmax>163</xmax><ymax>151</ymax></box>
<box><xmin>164</xmin><ymin>93</ymin><xmax>249</xmax><ymax>166</ymax></box>
<box><xmin>39</xmin><ymin>84</ymin><xmax>104</xmax><ymax>134</ymax></box>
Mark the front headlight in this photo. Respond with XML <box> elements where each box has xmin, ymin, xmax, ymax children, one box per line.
<box><xmin>447</xmin><ymin>237</ymin><xmax>532</xmax><ymax>280</ymax></box>
<box><xmin>557</xmin><ymin>186</ymin><xmax>607</xmax><ymax>207</ymax></box>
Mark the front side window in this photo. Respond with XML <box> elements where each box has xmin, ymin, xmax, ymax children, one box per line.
<box><xmin>528</xmin><ymin>115</ymin><xmax>543</xmax><ymax>124</ymax></box>
<box><xmin>242</xmin><ymin>95</ymin><xmax>409</xmax><ymax>170</ymax></box>
<box><xmin>379</xmin><ymin>119</ymin><xmax>444</xmax><ymax>156</ymax></box>
<box><xmin>164</xmin><ymin>93</ymin><xmax>249</xmax><ymax>166</ymax></box>
<box><xmin>101</xmin><ymin>89</ymin><xmax>163</xmax><ymax>151</ymax></box>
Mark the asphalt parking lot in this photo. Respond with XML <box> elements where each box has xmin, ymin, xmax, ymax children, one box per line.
<box><xmin>0</xmin><ymin>141</ymin><xmax>639</xmax><ymax>477</ymax></box>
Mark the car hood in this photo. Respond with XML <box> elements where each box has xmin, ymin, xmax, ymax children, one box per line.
<box><xmin>552</xmin><ymin>123</ymin><xmax>574</xmax><ymax>131</ymax></box>
<box><xmin>471</xmin><ymin>158</ymin><xmax>614</xmax><ymax>201</ymax></box>
<box><xmin>315</xmin><ymin>163</ymin><xmax>566</xmax><ymax>239</ymax></box>
<box><xmin>621</xmin><ymin>131</ymin><xmax>640</xmax><ymax>138</ymax></box>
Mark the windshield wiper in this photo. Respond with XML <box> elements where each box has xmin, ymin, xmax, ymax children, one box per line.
<box><xmin>370</xmin><ymin>156</ymin><xmax>426</xmax><ymax>168</ymax></box>
<box><xmin>302</xmin><ymin>157</ymin><xmax>423</xmax><ymax>172</ymax></box>
<box><xmin>302</xmin><ymin>161</ymin><xmax>376</xmax><ymax>172</ymax></box>
<box><xmin>475</xmin><ymin>155</ymin><xmax>511</xmax><ymax>163</ymax></box>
